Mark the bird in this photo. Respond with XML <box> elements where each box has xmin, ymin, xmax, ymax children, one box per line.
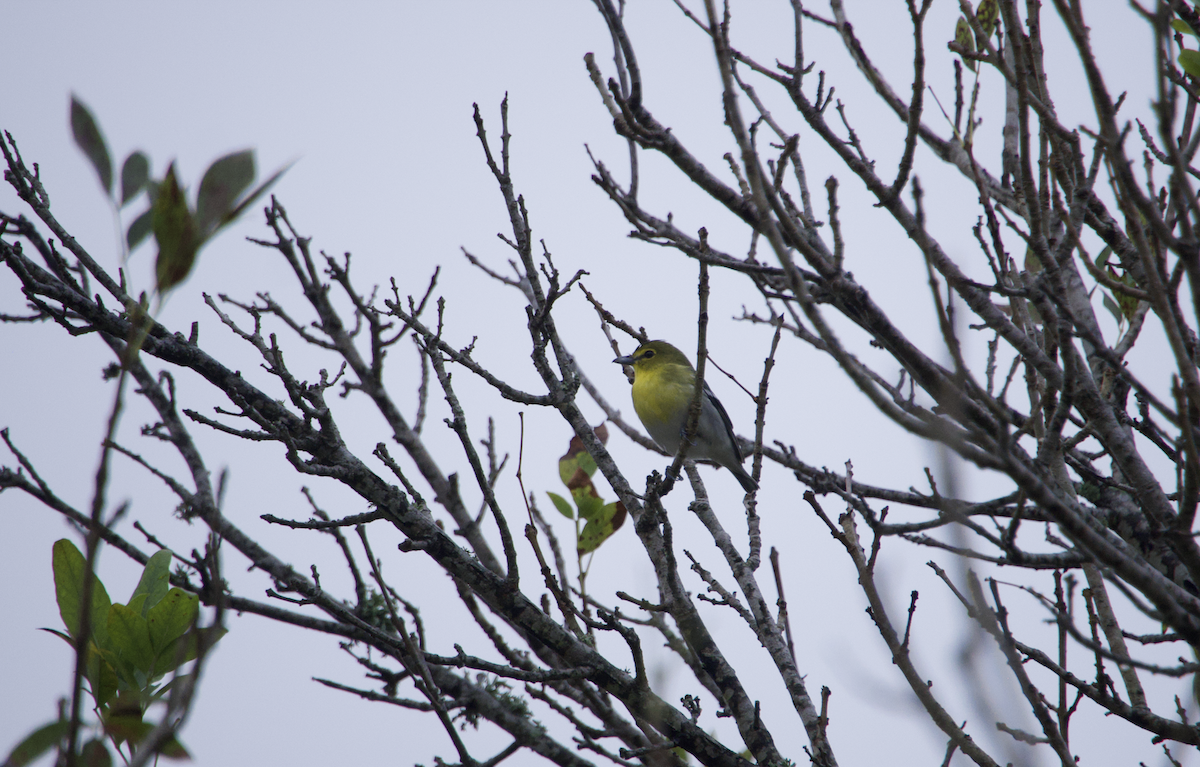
<box><xmin>614</xmin><ymin>340</ymin><xmax>758</xmax><ymax>494</ymax></box>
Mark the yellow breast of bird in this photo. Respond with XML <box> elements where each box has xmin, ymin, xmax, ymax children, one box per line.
<box><xmin>631</xmin><ymin>367</ymin><xmax>692</xmax><ymax>453</ymax></box>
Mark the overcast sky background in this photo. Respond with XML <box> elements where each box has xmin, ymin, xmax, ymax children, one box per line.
<box><xmin>0</xmin><ymin>3</ymin><xmax>1184</xmax><ymax>766</ymax></box>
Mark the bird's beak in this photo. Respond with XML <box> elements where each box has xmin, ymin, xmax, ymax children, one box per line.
<box><xmin>614</xmin><ymin>354</ymin><xmax>636</xmax><ymax>365</ymax></box>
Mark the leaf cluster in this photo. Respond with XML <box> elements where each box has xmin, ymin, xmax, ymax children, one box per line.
<box><xmin>69</xmin><ymin>95</ymin><xmax>286</xmax><ymax>296</ymax></box>
<box><xmin>3</xmin><ymin>541</ymin><xmax>223</xmax><ymax>766</ymax></box>
<box><xmin>546</xmin><ymin>424</ymin><xmax>626</xmax><ymax>555</ymax></box>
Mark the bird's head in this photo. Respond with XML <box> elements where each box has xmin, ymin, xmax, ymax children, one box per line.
<box><xmin>613</xmin><ymin>340</ymin><xmax>693</xmax><ymax>375</ymax></box>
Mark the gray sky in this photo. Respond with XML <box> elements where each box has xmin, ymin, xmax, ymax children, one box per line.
<box><xmin>1</xmin><ymin>3</ymin><xmax>1181</xmax><ymax>766</ymax></box>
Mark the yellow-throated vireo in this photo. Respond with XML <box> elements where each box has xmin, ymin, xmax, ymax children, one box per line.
<box><xmin>614</xmin><ymin>340</ymin><xmax>758</xmax><ymax>494</ymax></box>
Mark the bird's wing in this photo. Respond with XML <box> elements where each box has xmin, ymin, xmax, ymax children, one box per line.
<box><xmin>702</xmin><ymin>380</ymin><xmax>743</xmax><ymax>462</ymax></box>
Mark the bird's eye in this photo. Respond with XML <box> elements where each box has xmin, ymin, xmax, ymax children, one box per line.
<box><xmin>643</xmin><ymin>349</ymin><xmax>655</xmax><ymax>359</ymax></box>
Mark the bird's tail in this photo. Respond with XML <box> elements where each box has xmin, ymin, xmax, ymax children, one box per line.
<box><xmin>732</xmin><ymin>464</ymin><xmax>759</xmax><ymax>494</ymax></box>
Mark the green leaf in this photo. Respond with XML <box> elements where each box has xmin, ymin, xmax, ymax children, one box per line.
<box><xmin>153</xmin><ymin>626</ymin><xmax>226</xmax><ymax>677</ymax></box>
<box><xmin>157</xmin><ymin>735</ymin><xmax>191</xmax><ymax>760</ymax></box>
<box><xmin>220</xmin><ymin>160</ymin><xmax>291</xmax><ymax>229</ymax></box>
<box><xmin>1024</xmin><ymin>246</ymin><xmax>1042</xmax><ymax>273</ymax></box>
<box><xmin>556</xmin><ymin>428</ymin><xmax>605</xmax><ymax>487</ymax></box>
<box><xmin>195</xmin><ymin>150</ymin><xmax>255</xmax><ymax>237</ymax></box>
<box><xmin>975</xmin><ymin>0</ymin><xmax>999</xmax><ymax>45</ymax></box>
<box><xmin>1181</xmin><ymin>49</ymin><xmax>1200</xmax><ymax>79</ymax></box>
<box><xmin>2</xmin><ymin>720</ymin><xmax>70</xmax><ymax>767</ymax></box>
<box><xmin>954</xmin><ymin>17</ymin><xmax>976</xmax><ymax>72</ymax></box>
<box><xmin>102</xmin><ymin>714</ymin><xmax>150</xmax><ymax>746</ymax></box>
<box><xmin>578</xmin><ymin>501</ymin><xmax>623</xmax><ymax>554</ymax></box>
<box><xmin>558</xmin><ymin>452</ymin><xmax>598</xmax><ymax>489</ymax></box>
<box><xmin>576</xmin><ymin>451</ymin><xmax>598</xmax><ymax>478</ymax></box>
<box><xmin>126</xmin><ymin>209</ymin><xmax>153</xmax><ymax>252</ymax></box>
<box><xmin>120</xmin><ymin>151</ymin><xmax>150</xmax><ymax>206</ymax></box>
<box><xmin>147</xmin><ymin>588</ymin><xmax>198</xmax><ymax>655</ymax></box>
<box><xmin>127</xmin><ymin>594</ymin><xmax>149</xmax><ymax>622</ymax></box>
<box><xmin>1174</xmin><ymin>18</ymin><xmax>1198</xmax><ymax>37</ymax></box>
<box><xmin>572</xmin><ymin>487</ymin><xmax>605</xmax><ymax>522</ymax></box>
<box><xmin>131</xmin><ymin>549</ymin><xmax>173</xmax><ymax>614</ymax></box>
<box><xmin>86</xmin><ymin>643</ymin><xmax>121</xmax><ymax>709</ymax></box>
<box><xmin>150</xmin><ymin>673</ymin><xmax>192</xmax><ymax>702</ymax></box>
<box><xmin>108</xmin><ymin>603</ymin><xmax>155</xmax><ymax>676</ymax></box>
<box><xmin>52</xmin><ymin>539</ymin><xmax>112</xmax><ymax>648</ymax></box>
<box><xmin>154</xmin><ymin>729</ymin><xmax>192</xmax><ymax>763</ymax></box>
<box><xmin>1114</xmin><ymin>279</ymin><xmax>1141</xmax><ymax>321</ymax></box>
<box><xmin>70</xmin><ymin>95</ymin><xmax>113</xmax><ymax>195</ymax></box>
<box><xmin>558</xmin><ymin>453</ymin><xmax>580</xmax><ymax>487</ymax></box>
<box><xmin>152</xmin><ymin>163</ymin><xmax>199</xmax><ymax>294</ymax></box>
<box><xmin>39</xmin><ymin>626</ymin><xmax>74</xmax><ymax>646</ymax></box>
<box><xmin>152</xmin><ymin>635</ymin><xmax>197</xmax><ymax>677</ymax></box>
<box><xmin>1102</xmin><ymin>291</ymin><xmax>1123</xmax><ymax>326</ymax></box>
<box><xmin>1025</xmin><ymin>299</ymin><xmax>1043</xmax><ymax>326</ymax></box>
<box><xmin>53</xmin><ymin>538</ymin><xmax>86</xmax><ymax>638</ymax></box>
<box><xmin>80</xmin><ymin>738</ymin><xmax>113</xmax><ymax>767</ymax></box>
<box><xmin>547</xmin><ymin>491</ymin><xmax>574</xmax><ymax>519</ymax></box>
